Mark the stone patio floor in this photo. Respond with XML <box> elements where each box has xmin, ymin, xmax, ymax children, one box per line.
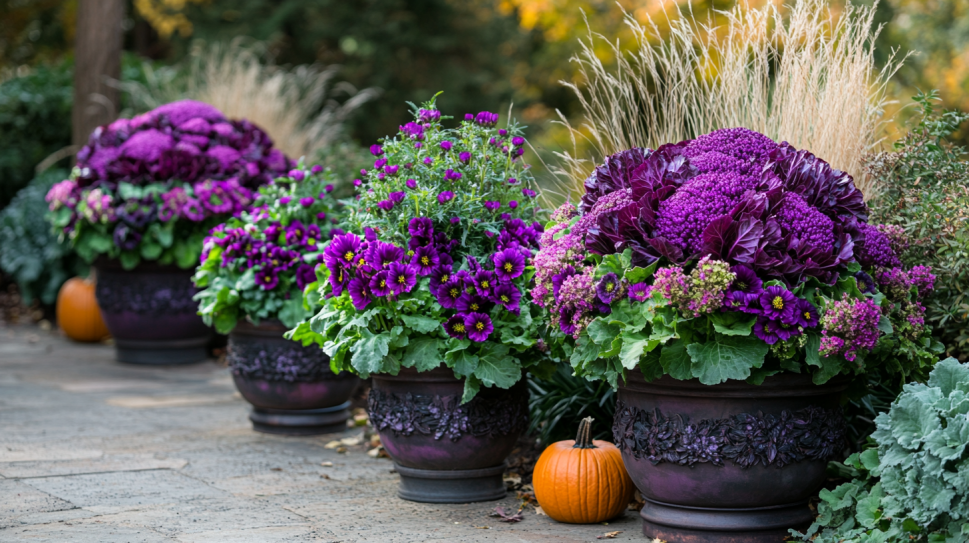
<box><xmin>0</xmin><ymin>324</ymin><xmax>643</xmax><ymax>542</ymax></box>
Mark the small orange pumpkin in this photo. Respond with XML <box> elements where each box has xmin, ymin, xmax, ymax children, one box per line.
<box><xmin>533</xmin><ymin>416</ymin><xmax>634</xmax><ymax>523</ymax></box>
<box><xmin>56</xmin><ymin>276</ymin><xmax>110</xmax><ymax>342</ymax></box>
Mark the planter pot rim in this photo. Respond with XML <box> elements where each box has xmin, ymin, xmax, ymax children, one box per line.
<box><xmin>621</xmin><ymin>369</ymin><xmax>850</xmax><ymax>398</ymax></box>
<box><xmin>232</xmin><ymin>319</ymin><xmax>290</xmax><ymax>337</ymax></box>
<box><xmin>372</xmin><ymin>364</ymin><xmax>463</xmax><ymax>384</ymax></box>
<box><xmin>94</xmin><ymin>256</ymin><xmax>194</xmax><ymax>274</ymax></box>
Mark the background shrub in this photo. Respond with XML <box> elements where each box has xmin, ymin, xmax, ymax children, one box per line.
<box><xmin>528</xmin><ymin>365</ymin><xmax>616</xmax><ymax>447</ymax></box>
<box><xmin>869</xmin><ymin>91</ymin><xmax>969</xmax><ymax>360</ymax></box>
<box><xmin>0</xmin><ymin>168</ymin><xmax>87</xmax><ymax>305</ymax></box>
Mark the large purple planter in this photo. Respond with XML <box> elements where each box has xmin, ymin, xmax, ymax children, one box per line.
<box><xmin>229</xmin><ymin>320</ymin><xmax>359</xmax><ymax>436</ymax></box>
<box><xmin>369</xmin><ymin>366</ymin><xmax>528</xmax><ymax>503</ymax></box>
<box><xmin>613</xmin><ymin>371</ymin><xmax>849</xmax><ymax>542</ymax></box>
<box><xmin>95</xmin><ymin>259</ymin><xmax>212</xmax><ymax>365</ymax></box>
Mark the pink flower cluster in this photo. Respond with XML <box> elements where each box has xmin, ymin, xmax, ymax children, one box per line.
<box><xmin>819</xmin><ymin>294</ymin><xmax>883</xmax><ymax>362</ymax></box>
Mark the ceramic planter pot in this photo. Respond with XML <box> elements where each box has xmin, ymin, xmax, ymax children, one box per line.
<box><xmin>228</xmin><ymin>320</ymin><xmax>359</xmax><ymax>436</ymax></box>
<box><xmin>94</xmin><ymin>259</ymin><xmax>211</xmax><ymax>365</ymax></box>
<box><xmin>613</xmin><ymin>370</ymin><xmax>849</xmax><ymax>542</ymax></box>
<box><xmin>369</xmin><ymin>366</ymin><xmax>529</xmax><ymax>503</ymax></box>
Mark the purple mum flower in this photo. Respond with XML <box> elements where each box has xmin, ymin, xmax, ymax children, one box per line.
<box><xmin>367</xmin><ymin>241</ymin><xmax>406</xmax><ymax>269</ymax></box>
<box><xmin>324</xmin><ymin>233</ymin><xmax>362</xmax><ymax>271</ymax></box>
<box><xmin>437</xmin><ymin>278</ymin><xmax>464</xmax><ymax>309</ymax></box>
<box><xmin>440</xmin><ymin>140</ymin><xmax>453</xmax><ymax>151</ymax></box>
<box><xmin>437</xmin><ymin>191</ymin><xmax>454</xmax><ymax>204</ymax></box>
<box><xmin>389</xmin><ymin>191</ymin><xmax>406</xmax><ymax>203</ymax></box>
<box><xmin>464</xmin><ymin>312</ymin><xmax>494</xmax><ymax>342</ymax></box>
<box><xmin>753</xmin><ymin>317</ymin><xmax>780</xmax><ymax>345</ymax></box>
<box><xmin>444</xmin><ymin>316</ymin><xmax>467</xmax><ymax>339</ymax></box>
<box><xmin>370</xmin><ymin>144</ymin><xmax>383</xmax><ymax>156</ymax></box>
<box><xmin>388</xmin><ymin>262</ymin><xmax>417</xmax><ymax>294</ymax></box>
<box><xmin>596</xmin><ymin>273</ymin><xmax>620</xmax><ymax>304</ymax></box>
<box><xmin>429</xmin><ymin>265</ymin><xmax>453</xmax><ymax>296</ymax></box>
<box><xmin>628</xmin><ymin>283</ymin><xmax>652</xmax><ymax>302</ymax></box>
<box><xmin>348</xmin><ymin>277</ymin><xmax>371</xmax><ymax>310</ymax></box>
<box><xmin>255</xmin><ymin>268</ymin><xmax>279</xmax><ymax>290</ymax></box>
<box><xmin>760</xmin><ymin>286</ymin><xmax>798</xmax><ymax>324</ymax></box>
<box><xmin>411</xmin><ymin>245</ymin><xmax>440</xmax><ymax>275</ymax></box>
<box><xmin>473</xmin><ymin>270</ymin><xmax>496</xmax><ymax>295</ymax></box>
<box><xmin>772</xmin><ymin>320</ymin><xmax>800</xmax><ymax>341</ymax></box>
<box><xmin>299</xmin><ymin>196</ymin><xmax>315</xmax><ymax>207</ymax></box>
<box><xmin>795</xmin><ymin>298</ymin><xmax>820</xmax><ymax>328</ymax></box>
<box><xmin>459</xmin><ymin>151</ymin><xmax>471</xmax><ymax>164</ymax></box>
<box><xmin>494</xmin><ymin>283</ymin><xmax>521</xmax><ymax>313</ymax></box>
<box><xmin>456</xmin><ymin>293</ymin><xmax>492</xmax><ymax>314</ymax></box>
<box><xmin>406</xmin><ymin>179</ymin><xmax>417</xmax><ymax>189</ymax></box>
<box><xmin>377</xmin><ymin>200</ymin><xmax>394</xmax><ymax>211</ymax></box>
<box><xmin>295</xmin><ymin>264</ymin><xmax>317</xmax><ymax>290</ymax></box>
<box><xmin>729</xmin><ymin>265</ymin><xmax>762</xmax><ymax>295</ymax></box>
<box><xmin>724</xmin><ymin>290</ymin><xmax>760</xmax><ymax>313</ymax></box>
<box><xmin>492</xmin><ymin>248</ymin><xmax>526</xmax><ymax>281</ymax></box>
<box><xmin>853</xmin><ymin>271</ymin><xmax>877</xmax><ymax>295</ymax></box>
<box><xmin>484</xmin><ymin>201</ymin><xmax>500</xmax><ymax>212</ymax></box>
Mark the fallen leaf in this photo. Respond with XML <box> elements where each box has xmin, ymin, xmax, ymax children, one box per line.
<box><xmin>320</xmin><ymin>474</ymin><xmax>330</xmax><ymax>479</ymax></box>
<box><xmin>324</xmin><ymin>440</ymin><xmax>343</xmax><ymax>449</ymax></box>
<box><xmin>649</xmin><ymin>539</ymin><xmax>667</xmax><ymax>543</ymax></box>
<box><xmin>367</xmin><ymin>445</ymin><xmax>389</xmax><ymax>458</ymax></box>
<box><xmin>270</xmin><ymin>467</ymin><xmax>282</xmax><ymax>472</ymax></box>
<box><xmin>336</xmin><ymin>446</ymin><xmax>348</xmax><ymax>454</ymax></box>
<box><xmin>340</xmin><ymin>434</ymin><xmax>364</xmax><ymax>446</ymax></box>
<box><xmin>473</xmin><ymin>526</ymin><xmax>490</xmax><ymax>530</ymax></box>
<box><xmin>320</xmin><ymin>461</ymin><xmax>333</xmax><ymax>467</ymax></box>
<box><xmin>516</xmin><ymin>490</ymin><xmax>538</xmax><ymax>505</ymax></box>
<box><xmin>490</xmin><ymin>506</ymin><xmax>524</xmax><ymax>523</ymax></box>
<box><xmin>534</xmin><ymin>505</ymin><xmax>547</xmax><ymax>516</ymax></box>
<box><xmin>597</xmin><ymin>531</ymin><xmax>622</xmax><ymax>539</ymax></box>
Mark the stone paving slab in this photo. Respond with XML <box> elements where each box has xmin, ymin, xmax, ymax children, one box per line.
<box><xmin>0</xmin><ymin>325</ymin><xmax>643</xmax><ymax>542</ymax></box>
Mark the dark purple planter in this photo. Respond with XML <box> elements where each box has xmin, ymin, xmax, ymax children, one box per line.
<box><xmin>228</xmin><ymin>320</ymin><xmax>359</xmax><ymax>436</ymax></box>
<box><xmin>95</xmin><ymin>259</ymin><xmax>212</xmax><ymax>365</ymax></box>
<box><xmin>613</xmin><ymin>371</ymin><xmax>848</xmax><ymax>542</ymax></box>
<box><xmin>369</xmin><ymin>366</ymin><xmax>528</xmax><ymax>503</ymax></box>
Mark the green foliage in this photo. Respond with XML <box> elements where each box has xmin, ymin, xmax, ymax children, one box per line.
<box><xmin>528</xmin><ymin>364</ymin><xmax>616</xmax><ymax>447</ymax></box>
<box><xmin>792</xmin><ymin>358</ymin><xmax>969</xmax><ymax>542</ymax></box>
<box><xmin>871</xmin><ymin>91</ymin><xmax>969</xmax><ymax>360</ymax></box>
<box><xmin>193</xmin><ymin>165</ymin><xmax>343</xmax><ymax>333</ymax></box>
<box><xmin>0</xmin><ymin>169</ymin><xmax>86</xmax><ymax>304</ymax></box>
<box><xmin>0</xmin><ymin>62</ymin><xmax>72</xmax><ymax>209</ymax></box>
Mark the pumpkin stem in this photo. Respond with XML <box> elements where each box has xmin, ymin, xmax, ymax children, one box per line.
<box><xmin>573</xmin><ymin>416</ymin><xmax>596</xmax><ymax>449</ymax></box>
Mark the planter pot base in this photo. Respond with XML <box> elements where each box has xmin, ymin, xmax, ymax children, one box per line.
<box><xmin>395</xmin><ymin>463</ymin><xmax>506</xmax><ymax>503</ymax></box>
<box><xmin>249</xmin><ymin>401</ymin><xmax>351</xmax><ymax>436</ymax></box>
<box><xmin>641</xmin><ymin>499</ymin><xmax>813</xmax><ymax>543</ymax></box>
<box><xmin>115</xmin><ymin>337</ymin><xmax>210</xmax><ymax>365</ymax></box>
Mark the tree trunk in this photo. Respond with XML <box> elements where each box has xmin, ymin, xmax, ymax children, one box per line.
<box><xmin>72</xmin><ymin>0</ymin><xmax>124</xmax><ymax>148</ymax></box>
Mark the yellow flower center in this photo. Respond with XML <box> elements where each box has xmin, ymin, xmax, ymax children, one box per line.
<box><xmin>450</xmin><ymin>288</ymin><xmax>460</xmax><ymax>298</ymax></box>
<box><xmin>358</xmin><ymin>257</ymin><xmax>365</xmax><ymax>266</ymax></box>
<box><xmin>804</xmin><ymin>311</ymin><xmax>811</xmax><ymax>320</ymax></box>
<box><xmin>272</xmin><ymin>260</ymin><xmax>279</xmax><ymax>266</ymax></box>
<box><xmin>308</xmin><ymin>238</ymin><xmax>316</xmax><ymax>245</ymax></box>
<box><xmin>380</xmin><ymin>280</ymin><xmax>386</xmax><ymax>288</ymax></box>
<box><xmin>736</xmin><ymin>281</ymin><xmax>747</xmax><ymax>291</ymax></box>
<box><xmin>397</xmin><ymin>275</ymin><xmax>406</xmax><ymax>284</ymax></box>
<box><xmin>453</xmin><ymin>324</ymin><xmax>465</xmax><ymax>333</ymax></box>
<box><xmin>343</xmin><ymin>251</ymin><xmax>354</xmax><ymax>262</ymax></box>
<box><xmin>475</xmin><ymin>322</ymin><xmax>485</xmax><ymax>331</ymax></box>
<box><xmin>772</xmin><ymin>296</ymin><xmax>784</xmax><ymax>310</ymax></box>
<box><xmin>441</xmin><ymin>274</ymin><xmax>449</xmax><ymax>283</ymax></box>
<box><xmin>421</xmin><ymin>256</ymin><xmax>430</xmax><ymax>265</ymax></box>
<box><xmin>503</xmin><ymin>262</ymin><xmax>513</xmax><ymax>272</ymax></box>
<box><xmin>481</xmin><ymin>280</ymin><xmax>490</xmax><ymax>289</ymax></box>
<box><xmin>500</xmin><ymin>295</ymin><xmax>509</xmax><ymax>302</ymax></box>
<box><xmin>470</xmin><ymin>303</ymin><xmax>479</xmax><ymax>311</ymax></box>
<box><xmin>606</xmin><ymin>282</ymin><xmax>615</xmax><ymax>292</ymax></box>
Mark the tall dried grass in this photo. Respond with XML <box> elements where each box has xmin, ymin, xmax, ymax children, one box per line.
<box><xmin>552</xmin><ymin>0</ymin><xmax>905</xmax><ymax>201</ymax></box>
<box><xmin>119</xmin><ymin>39</ymin><xmax>379</xmax><ymax>160</ymax></box>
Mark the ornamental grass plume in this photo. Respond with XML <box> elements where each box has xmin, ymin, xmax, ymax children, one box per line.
<box><xmin>552</xmin><ymin>0</ymin><xmax>905</xmax><ymax>201</ymax></box>
<box><xmin>117</xmin><ymin>39</ymin><xmax>378</xmax><ymax>160</ymax></box>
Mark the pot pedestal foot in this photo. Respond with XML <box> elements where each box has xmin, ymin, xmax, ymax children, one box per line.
<box><xmin>249</xmin><ymin>401</ymin><xmax>351</xmax><ymax>436</ymax></box>
<box><xmin>395</xmin><ymin>463</ymin><xmax>507</xmax><ymax>503</ymax></box>
<box><xmin>115</xmin><ymin>337</ymin><xmax>211</xmax><ymax>365</ymax></box>
<box><xmin>640</xmin><ymin>499</ymin><xmax>814</xmax><ymax>543</ymax></box>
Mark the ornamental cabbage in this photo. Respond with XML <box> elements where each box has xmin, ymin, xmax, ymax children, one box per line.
<box><xmin>47</xmin><ymin>100</ymin><xmax>292</xmax><ymax>269</ymax></box>
<box><xmin>534</xmin><ymin>128</ymin><xmax>942</xmax><ymax>387</ymax></box>
<box><xmin>792</xmin><ymin>358</ymin><xmax>969</xmax><ymax>542</ymax></box>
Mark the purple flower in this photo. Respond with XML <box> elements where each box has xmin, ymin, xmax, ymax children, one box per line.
<box><xmin>759</xmin><ymin>286</ymin><xmax>798</xmax><ymax>324</ymax></box>
<box><xmin>596</xmin><ymin>273</ymin><xmax>620</xmax><ymax>304</ymax></box>
<box><xmin>512</xmin><ymin>136</ymin><xmax>525</xmax><ymax>146</ymax></box>
<box><xmin>429</xmin><ymin>265</ymin><xmax>453</xmax><ymax>295</ymax></box>
<box><xmin>408</xmin><ymin>217</ymin><xmax>434</xmax><ymax>239</ymax></box>
<box><xmin>444</xmin><ymin>316</ymin><xmax>467</xmax><ymax>339</ymax></box>
<box><xmin>724</xmin><ymin>290</ymin><xmax>759</xmax><ymax>313</ymax></box>
<box><xmin>423</xmin><ymin>157</ymin><xmax>433</xmax><ymax>166</ymax></box>
<box><xmin>295</xmin><ymin>264</ymin><xmax>317</xmax><ymax>290</ymax></box>
<box><xmin>289</xmin><ymin>169</ymin><xmax>306</xmax><ymax>181</ymax></box>
<box><xmin>853</xmin><ymin>271</ymin><xmax>876</xmax><ymax>295</ymax></box>
<box><xmin>377</xmin><ymin>200</ymin><xmax>394</xmax><ymax>211</ymax></box>
<box><xmin>508</xmin><ymin>200</ymin><xmax>518</xmax><ymax>209</ymax></box>
<box><xmin>400</xmin><ymin>122</ymin><xmax>424</xmax><ymax>141</ymax></box>
<box><xmin>450</xmin><ymin>217</ymin><xmax>460</xmax><ymax>224</ymax></box>
<box><xmin>348</xmin><ymin>277</ymin><xmax>371</xmax><ymax>310</ymax></box>
<box><xmin>325</xmin><ymin>184</ymin><xmax>334</xmax><ymax>192</ymax></box>
<box><xmin>551</xmin><ymin>266</ymin><xmax>577</xmax><ymax>300</ymax></box>
<box><xmin>772</xmin><ymin>320</ymin><xmax>800</xmax><ymax>341</ymax></box>
<box><xmin>795</xmin><ymin>298</ymin><xmax>819</xmax><ymax>328</ymax></box>
<box><xmin>280</xmin><ymin>196</ymin><xmax>292</xmax><ymax>205</ymax></box>
<box><xmin>325</xmin><ymin>232</ymin><xmax>362</xmax><ymax>272</ymax></box>
<box><xmin>370</xmin><ymin>144</ymin><xmax>384</xmax><ymax>156</ymax></box>
<box><xmin>255</xmin><ymin>268</ymin><xmax>279</xmax><ymax>290</ymax></box>
<box><xmin>459</xmin><ymin>152</ymin><xmax>471</xmax><ymax>164</ymax></box>
<box><xmin>465</xmin><ymin>113</ymin><xmax>474</xmax><ymax>121</ymax></box>
<box><xmin>437</xmin><ymin>191</ymin><xmax>454</xmax><ymax>204</ymax></box>
<box><xmin>445</xmin><ymin>169</ymin><xmax>462</xmax><ymax>181</ymax></box>
<box><xmin>389</xmin><ymin>191</ymin><xmax>406</xmax><ymax>204</ymax></box>
<box><xmin>369</xmin><ymin>271</ymin><xmax>392</xmax><ymax>297</ymax></box>
<box><xmin>406</xmin><ymin>179</ymin><xmax>417</xmax><ymax>189</ymax></box>
<box><xmin>456</xmin><ymin>293</ymin><xmax>492</xmax><ymax>314</ymax></box>
<box><xmin>628</xmin><ymin>283</ymin><xmax>652</xmax><ymax>302</ymax></box>
<box><xmin>354</xmin><ymin>179</ymin><xmax>362</xmax><ymax>187</ymax></box>
<box><xmin>311</xmin><ymin>165</ymin><xmax>324</xmax><ymax>174</ymax></box>
<box><xmin>484</xmin><ymin>201</ymin><xmax>500</xmax><ymax>212</ymax></box>
<box><xmin>473</xmin><ymin>270</ymin><xmax>496</xmax><ymax>295</ymax></box>
<box><xmin>388</xmin><ymin>262</ymin><xmax>417</xmax><ymax>294</ymax></box>
<box><xmin>909</xmin><ymin>266</ymin><xmax>935</xmax><ymax>294</ymax></box>
<box><xmin>494</xmin><ymin>283</ymin><xmax>521</xmax><ymax>313</ymax></box>
<box><xmin>411</xmin><ymin>245</ymin><xmax>440</xmax><ymax>275</ymax></box>
<box><xmin>753</xmin><ymin>317</ymin><xmax>780</xmax><ymax>345</ymax></box>
<box><xmin>299</xmin><ymin>196</ymin><xmax>315</xmax><ymax>207</ymax></box>
<box><xmin>475</xmin><ymin>111</ymin><xmax>498</xmax><ymax>126</ymax></box>
<box><xmin>464</xmin><ymin>312</ymin><xmax>494</xmax><ymax>342</ymax></box>
<box><xmin>437</xmin><ymin>278</ymin><xmax>464</xmax><ymax>309</ymax></box>
<box><xmin>729</xmin><ymin>265</ymin><xmax>762</xmax><ymax>295</ymax></box>
<box><xmin>492</xmin><ymin>248</ymin><xmax>526</xmax><ymax>281</ymax></box>
<box><xmin>367</xmin><ymin>241</ymin><xmax>405</xmax><ymax>269</ymax></box>
<box><xmin>440</xmin><ymin>141</ymin><xmax>453</xmax><ymax>151</ymax></box>
<box><xmin>418</xmin><ymin>108</ymin><xmax>441</xmax><ymax>123</ymax></box>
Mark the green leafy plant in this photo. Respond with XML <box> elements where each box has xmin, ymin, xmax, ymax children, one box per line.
<box><xmin>193</xmin><ymin>163</ymin><xmax>343</xmax><ymax>333</ymax></box>
<box><xmin>289</xmin><ymin>97</ymin><xmax>552</xmax><ymax>402</ymax></box>
<box><xmin>869</xmin><ymin>91</ymin><xmax>969</xmax><ymax>360</ymax></box>
<box><xmin>792</xmin><ymin>357</ymin><xmax>969</xmax><ymax>542</ymax></box>
<box><xmin>0</xmin><ymin>169</ymin><xmax>87</xmax><ymax>305</ymax></box>
<box><xmin>528</xmin><ymin>364</ymin><xmax>615</xmax><ymax>446</ymax></box>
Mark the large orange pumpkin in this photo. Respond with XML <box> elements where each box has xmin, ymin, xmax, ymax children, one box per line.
<box><xmin>533</xmin><ymin>416</ymin><xmax>634</xmax><ymax>524</ymax></box>
<box><xmin>56</xmin><ymin>277</ymin><xmax>109</xmax><ymax>342</ymax></box>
